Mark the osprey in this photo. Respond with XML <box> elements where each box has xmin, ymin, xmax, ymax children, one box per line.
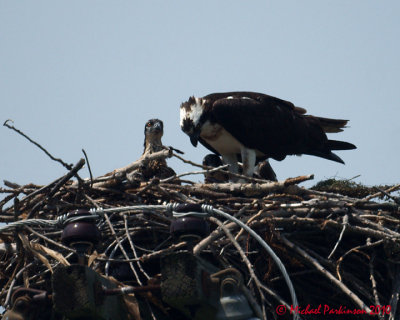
<box><xmin>202</xmin><ymin>154</ymin><xmax>277</xmax><ymax>182</ymax></box>
<box><xmin>139</xmin><ymin>118</ymin><xmax>176</xmax><ymax>180</ymax></box>
<box><xmin>180</xmin><ymin>91</ymin><xmax>356</xmax><ymax>179</ymax></box>
<box><xmin>202</xmin><ymin>154</ymin><xmax>229</xmax><ymax>183</ymax></box>
<box><xmin>255</xmin><ymin>160</ymin><xmax>277</xmax><ymax>181</ymax></box>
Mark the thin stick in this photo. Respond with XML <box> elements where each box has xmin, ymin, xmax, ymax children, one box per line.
<box><xmin>159</xmin><ymin>164</ymin><xmax>230</xmax><ymax>183</ymax></box>
<box><xmin>25</xmin><ymin>226</ymin><xmax>75</xmax><ymax>254</ymax></box>
<box><xmin>327</xmin><ymin>215</ymin><xmax>348</xmax><ymax>259</ymax></box>
<box><xmin>336</xmin><ymin>239</ymin><xmax>384</xmax><ymax>281</ymax></box>
<box><xmin>3</xmin><ymin>119</ymin><xmax>72</xmax><ymax>170</ymax></box>
<box><xmin>123</xmin><ymin>215</ymin><xmax>150</xmax><ymax>280</ymax></box>
<box><xmin>280</xmin><ymin>235</ymin><xmax>372</xmax><ymax>313</ymax></box>
<box><xmin>139</xmin><ymin>242</ymin><xmax>186</xmax><ymax>262</ymax></box>
<box><xmin>368</xmin><ymin>252</ymin><xmax>383</xmax><ymax>320</ymax></box>
<box><xmin>47</xmin><ymin>158</ymin><xmax>85</xmax><ymax>198</ymax></box>
<box><xmin>363</xmin><ymin>184</ymin><xmax>400</xmax><ymax>202</ymax></box>
<box><xmin>17</xmin><ymin>177</ymin><xmax>64</xmax><ymax>205</ymax></box>
<box><xmin>83</xmin><ymin>149</ymin><xmax>172</xmax><ymax>188</ymax></box>
<box><xmin>104</xmin><ymin>213</ymin><xmax>143</xmax><ymax>285</ymax></box>
<box><xmin>389</xmin><ymin>267</ymin><xmax>400</xmax><ymax>320</ymax></box>
<box><xmin>209</xmin><ymin>216</ymin><xmax>266</xmax><ymax>320</ymax></box>
<box><xmin>193</xmin><ymin>222</ymin><xmax>238</xmax><ymax>255</ymax></box>
<box><xmin>4</xmin><ymin>262</ymin><xmax>34</xmax><ymax>307</ymax></box>
<box><xmin>82</xmin><ymin>149</ymin><xmax>93</xmax><ymax>187</ymax></box>
<box><xmin>235</xmin><ymin>207</ymin><xmax>271</xmax><ymax>241</ymax></box>
<box><xmin>172</xmin><ymin>153</ymin><xmax>205</xmax><ymax>169</ymax></box>
<box><xmin>198</xmin><ymin>174</ymin><xmax>314</xmax><ymax>197</ymax></box>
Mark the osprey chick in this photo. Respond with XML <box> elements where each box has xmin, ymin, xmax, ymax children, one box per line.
<box><xmin>202</xmin><ymin>154</ymin><xmax>229</xmax><ymax>183</ymax></box>
<box><xmin>255</xmin><ymin>160</ymin><xmax>277</xmax><ymax>182</ymax></box>
<box><xmin>202</xmin><ymin>154</ymin><xmax>277</xmax><ymax>182</ymax></box>
<box><xmin>180</xmin><ymin>91</ymin><xmax>356</xmax><ymax>180</ymax></box>
<box><xmin>139</xmin><ymin>119</ymin><xmax>175</xmax><ymax>180</ymax></box>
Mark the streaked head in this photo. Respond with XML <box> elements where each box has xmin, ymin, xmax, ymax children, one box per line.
<box><xmin>144</xmin><ymin>118</ymin><xmax>163</xmax><ymax>136</ymax></box>
<box><xmin>180</xmin><ymin>96</ymin><xmax>205</xmax><ymax>147</ymax></box>
<box><xmin>144</xmin><ymin>119</ymin><xmax>164</xmax><ymax>149</ymax></box>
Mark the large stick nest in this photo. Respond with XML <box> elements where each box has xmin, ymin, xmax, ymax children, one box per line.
<box><xmin>1</xmin><ymin>124</ymin><xmax>400</xmax><ymax>319</ymax></box>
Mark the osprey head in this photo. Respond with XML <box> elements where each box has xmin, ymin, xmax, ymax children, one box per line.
<box><xmin>180</xmin><ymin>96</ymin><xmax>205</xmax><ymax>147</ymax></box>
<box><xmin>143</xmin><ymin>119</ymin><xmax>164</xmax><ymax>150</ymax></box>
<box><xmin>144</xmin><ymin>118</ymin><xmax>163</xmax><ymax>136</ymax></box>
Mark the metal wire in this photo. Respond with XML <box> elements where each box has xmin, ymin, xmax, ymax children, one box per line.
<box><xmin>0</xmin><ymin>219</ymin><xmax>59</xmax><ymax>233</ymax></box>
<box><xmin>200</xmin><ymin>204</ymin><xmax>299</xmax><ymax>320</ymax></box>
<box><xmin>0</xmin><ymin>202</ymin><xmax>298</xmax><ymax>319</ymax></box>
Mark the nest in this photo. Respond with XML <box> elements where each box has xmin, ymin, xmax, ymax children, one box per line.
<box><xmin>1</xmin><ymin>123</ymin><xmax>400</xmax><ymax>320</ymax></box>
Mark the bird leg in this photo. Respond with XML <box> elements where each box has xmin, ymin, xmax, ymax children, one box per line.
<box><xmin>241</xmin><ymin>148</ymin><xmax>256</xmax><ymax>178</ymax></box>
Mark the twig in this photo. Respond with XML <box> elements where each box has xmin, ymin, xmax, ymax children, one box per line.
<box><xmin>167</xmin><ymin>146</ymin><xmax>184</xmax><ymax>154</ymax></box>
<box><xmin>47</xmin><ymin>158</ymin><xmax>85</xmax><ymax>198</ymax></box>
<box><xmin>139</xmin><ymin>242</ymin><xmax>186</xmax><ymax>262</ymax></box>
<box><xmin>193</xmin><ymin>222</ymin><xmax>238</xmax><ymax>255</ymax></box>
<box><xmin>123</xmin><ymin>215</ymin><xmax>150</xmax><ymax>280</ymax></box>
<box><xmin>25</xmin><ymin>226</ymin><xmax>75</xmax><ymax>254</ymax></box>
<box><xmin>3</xmin><ymin>181</ymin><xmax>21</xmax><ymax>189</ymax></box>
<box><xmin>389</xmin><ymin>266</ymin><xmax>400</xmax><ymax>320</ymax></box>
<box><xmin>197</xmin><ymin>175</ymin><xmax>313</xmax><ymax>197</ymax></box>
<box><xmin>103</xmin><ymin>213</ymin><xmax>142</xmax><ymax>285</ymax></box>
<box><xmin>368</xmin><ymin>251</ymin><xmax>383</xmax><ymax>319</ymax></box>
<box><xmin>83</xmin><ymin>149</ymin><xmax>173</xmax><ymax>188</ymax></box>
<box><xmin>280</xmin><ymin>235</ymin><xmax>372</xmax><ymax>313</ymax></box>
<box><xmin>82</xmin><ymin>149</ymin><xmax>93</xmax><ymax>187</ymax></box>
<box><xmin>136</xmin><ymin>178</ymin><xmax>160</xmax><ymax>197</ymax></box>
<box><xmin>172</xmin><ymin>153</ymin><xmax>205</xmax><ymax>169</ymax></box>
<box><xmin>159</xmin><ymin>164</ymin><xmax>229</xmax><ymax>183</ymax></box>
<box><xmin>209</xmin><ymin>216</ymin><xmax>266</xmax><ymax>320</ymax></box>
<box><xmin>17</xmin><ymin>177</ymin><xmax>64</xmax><ymax>206</ymax></box>
<box><xmin>4</xmin><ymin>262</ymin><xmax>34</xmax><ymax>307</ymax></box>
<box><xmin>25</xmin><ymin>158</ymin><xmax>85</xmax><ymax>219</ymax></box>
<box><xmin>363</xmin><ymin>184</ymin><xmax>400</xmax><ymax>202</ymax></box>
<box><xmin>234</xmin><ymin>207</ymin><xmax>272</xmax><ymax>241</ymax></box>
<box><xmin>336</xmin><ymin>239</ymin><xmax>384</xmax><ymax>281</ymax></box>
<box><xmin>324</xmin><ymin>219</ymin><xmax>398</xmax><ymax>240</ymax></box>
<box><xmin>3</xmin><ymin>119</ymin><xmax>72</xmax><ymax>170</ymax></box>
<box><xmin>327</xmin><ymin>215</ymin><xmax>348</xmax><ymax>259</ymax></box>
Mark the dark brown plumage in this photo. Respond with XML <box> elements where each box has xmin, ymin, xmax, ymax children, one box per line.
<box><xmin>180</xmin><ymin>91</ymin><xmax>356</xmax><ymax>179</ymax></box>
<box><xmin>139</xmin><ymin>119</ymin><xmax>176</xmax><ymax>180</ymax></box>
<box><xmin>202</xmin><ymin>154</ymin><xmax>229</xmax><ymax>183</ymax></box>
<box><xmin>255</xmin><ymin>160</ymin><xmax>277</xmax><ymax>181</ymax></box>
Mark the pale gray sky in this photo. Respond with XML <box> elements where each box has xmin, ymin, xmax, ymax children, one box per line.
<box><xmin>1</xmin><ymin>1</ymin><xmax>399</xmax><ymax>193</ymax></box>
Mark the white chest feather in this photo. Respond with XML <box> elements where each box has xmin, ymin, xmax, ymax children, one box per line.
<box><xmin>200</xmin><ymin>121</ymin><xmax>244</xmax><ymax>155</ymax></box>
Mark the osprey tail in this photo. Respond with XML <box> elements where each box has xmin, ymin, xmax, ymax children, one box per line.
<box><xmin>327</xmin><ymin>139</ymin><xmax>357</xmax><ymax>151</ymax></box>
<box><xmin>306</xmin><ymin>140</ymin><xmax>356</xmax><ymax>164</ymax></box>
<box><xmin>312</xmin><ymin>116</ymin><xmax>349</xmax><ymax>133</ymax></box>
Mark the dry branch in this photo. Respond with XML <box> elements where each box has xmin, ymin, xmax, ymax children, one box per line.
<box><xmin>0</xmin><ymin>135</ymin><xmax>399</xmax><ymax>319</ymax></box>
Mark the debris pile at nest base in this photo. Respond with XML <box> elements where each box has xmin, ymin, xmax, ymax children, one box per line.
<box><xmin>1</xmin><ymin>151</ymin><xmax>400</xmax><ymax>320</ymax></box>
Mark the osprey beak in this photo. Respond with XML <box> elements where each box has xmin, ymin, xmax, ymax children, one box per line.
<box><xmin>189</xmin><ymin>130</ymin><xmax>200</xmax><ymax>147</ymax></box>
<box><xmin>153</xmin><ymin>122</ymin><xmax>162</xmax><ymax>133</ymax></box>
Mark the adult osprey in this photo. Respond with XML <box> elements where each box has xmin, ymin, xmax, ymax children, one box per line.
<box><xmin>180</xmin><ymin>91</ymin><xmax>356</xmax><ymax>179</ymax></box>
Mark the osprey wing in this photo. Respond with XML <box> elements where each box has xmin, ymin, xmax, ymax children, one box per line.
<box><xmin>211</xmin><ymin>95</ymin><xmax>309</xmax><ymax>161</ymax></box>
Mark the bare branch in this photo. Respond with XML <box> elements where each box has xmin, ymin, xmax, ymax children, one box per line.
<box><xmin>3</xmin><ymin>119</ymin><xmax>72</xmax><ymax>170</ymax></box>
